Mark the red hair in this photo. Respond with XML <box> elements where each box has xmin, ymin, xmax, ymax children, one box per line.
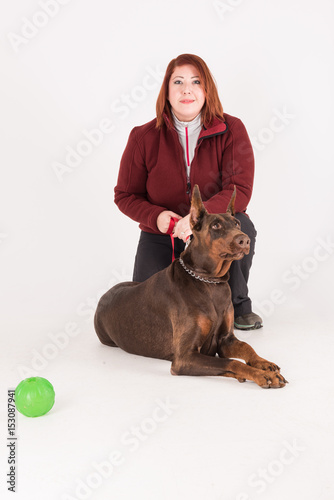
<box><xmin>156</xmin><ymin>54</ymin><xmax>224</xmax><ymax>129</ymax></box>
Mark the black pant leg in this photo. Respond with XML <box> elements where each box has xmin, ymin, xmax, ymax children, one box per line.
<box><xmin>132</xmin><ymin>231</ymin><xmax>185</xmax><ymax>282</ymax></box>
<box><xmin>228</xmin><ymin>213</ymin><xmax>257</xmax><ymax>317</ymax></box>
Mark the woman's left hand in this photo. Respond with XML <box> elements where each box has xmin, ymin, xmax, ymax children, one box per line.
<box><xmin>173</xmin><ymin>214</ymin><xmax>192</xmax><ymax>243</ymax></box>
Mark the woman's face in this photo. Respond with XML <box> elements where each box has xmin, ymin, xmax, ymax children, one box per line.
<box><xmin>168</xmin><ymin>64</ymin><xmax>205</xmax><ymax>122</ymax></box>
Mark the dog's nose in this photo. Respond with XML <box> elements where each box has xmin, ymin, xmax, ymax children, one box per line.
<box><xmin>234</xmin><ymin>234</ymin><xmax>250</xmax><ymax>249</ymax></box>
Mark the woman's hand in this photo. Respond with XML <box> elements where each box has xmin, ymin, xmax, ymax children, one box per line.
<box><xmin>172</xmin><ymin>214</ymin><xmax>192</xmax><ymax>243</ymax></box>
<box><xmin>157</xmin><ymin>211</ymin><xmax>181</xmax><ymax>234</ymax></box>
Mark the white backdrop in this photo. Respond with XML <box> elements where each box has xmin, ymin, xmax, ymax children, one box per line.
<box><xmin>1</xmin><ymin>1</ymin><xmax>334</xmax><ymax>498</ymax></box>
<box><xmin>1</xmin><ymin>0</ymin><xmax>334</xmax><ymax>331</ymax></box>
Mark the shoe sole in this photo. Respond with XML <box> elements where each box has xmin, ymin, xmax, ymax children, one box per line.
<box><xmin>234</xmin><ymin>321</ymin><xmax>263</xmax><ymax>331</ymax></box>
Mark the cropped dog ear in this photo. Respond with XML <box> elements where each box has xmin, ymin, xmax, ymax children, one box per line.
<box><xmin>226</xmin><ymin>186</ymin><xmax>236</xmax><ymax>216</ymax></box>
<box><xmin>190</xmin><ymin>185</ymin><xmax>208</xmax><ymax>230</ymax></box>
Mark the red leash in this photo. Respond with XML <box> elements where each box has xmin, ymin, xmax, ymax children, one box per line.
<box><xmin>166</xmin><ymin>217</ymin><xmax>190</xmax><ymax>262</ymax></box>
<box><xmin>166</xmin><ymin>217</ymin><xmax>178</xmax><ymax>261</ymax></box>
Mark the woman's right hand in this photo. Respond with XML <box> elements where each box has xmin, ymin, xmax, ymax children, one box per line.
<box><xmin>156</xmin><ymin>211</ymin><xmax>181</xmax><ymax>234</ymax></box>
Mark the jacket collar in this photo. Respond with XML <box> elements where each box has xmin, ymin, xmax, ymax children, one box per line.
<box><xmin>163</xmin><ymin>113</ymin><xmax>228</xmax><ymax>141</ymax></box>
<box><xmin>198</xmin><ymin>116</ymin><xmax>228</xmax><ymax>141</ymax></box>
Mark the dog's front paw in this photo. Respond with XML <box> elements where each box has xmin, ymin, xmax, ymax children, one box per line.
<box><xmin>254</xmin><ymin>370</ymin><xmax>288</xmax><ymax>388</ymax></box>
<box><xmin>248</xmin><ymin>358</ymin><xmax>280</xmax><ymax>372</ymax></box>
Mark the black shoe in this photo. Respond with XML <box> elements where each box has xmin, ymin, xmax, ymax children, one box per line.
<box><xmin>234</xmin><ymin>312</ymin><xmax>263</xmax><ymax>331</ymax></box>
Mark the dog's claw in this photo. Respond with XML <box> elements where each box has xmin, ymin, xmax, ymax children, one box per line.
<box><xmin>256</xmin><ymin>370</ymin><xmax>287</xmax><ymax>388</ymax></box>
<box><xmin>248</xmin><ymin>360</ymin><xmax>280</xmax><ymax>373</ymax></box>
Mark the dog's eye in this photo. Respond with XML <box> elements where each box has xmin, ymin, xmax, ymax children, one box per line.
<box><xmin>212</xmin><ymin>222</ymin><xmax>221</xmax><ymax>230</ymax></box>
<box><xmin>234</xmin><ymin>219</ymin><xmax>241</xmax><ymax>227</ymax></box>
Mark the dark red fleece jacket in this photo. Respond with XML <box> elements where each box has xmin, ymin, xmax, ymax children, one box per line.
<box><xmin>114</xmin><ymin>113</ymin><xmax>254</xmax><ymax>234</ymax></box>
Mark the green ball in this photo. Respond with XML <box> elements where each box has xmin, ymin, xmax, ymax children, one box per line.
<box><xmin>15</xmin><ymin>377</ymin><xmax>55</xmax><ymax>418</ymax></box>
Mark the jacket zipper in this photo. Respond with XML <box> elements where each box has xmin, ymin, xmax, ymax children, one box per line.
<box><xmin>185</xmin><ymin>126</ymin><xmax>191</xmax><ymax>197</ymax></box>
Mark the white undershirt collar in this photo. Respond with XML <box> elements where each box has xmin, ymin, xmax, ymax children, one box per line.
<box><xmin>171</xmin><ymin>111</ymin><xmax>202</xmax><ymax>136</ymax></box>
<box><xmin>171</xmin><ymin>112</ymin><xmax>202</xmax><ymax>180</ymax></box>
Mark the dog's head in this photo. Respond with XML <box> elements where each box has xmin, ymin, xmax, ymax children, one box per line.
<box><xmin>184</xmin><ymin>185</ymin><xmax>250</xmax><ymax>277</ymax></box>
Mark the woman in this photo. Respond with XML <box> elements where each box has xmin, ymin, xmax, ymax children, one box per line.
<box><xmin>114</xmin><ymin>54</ymin><xmax>262</xmax><ymax>330</ymax></box>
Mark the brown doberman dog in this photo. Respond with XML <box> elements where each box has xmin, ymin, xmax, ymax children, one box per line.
<box><xmin>95</xmin><ymin>185</ymin><xmax>287</xmax><ymax>388</ymax></box>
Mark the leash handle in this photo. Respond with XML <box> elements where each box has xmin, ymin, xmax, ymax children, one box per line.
<box><xmin>166</xmin><ymin>217</ymin><xmax>177</xmax><ymax>236</ymax></box>
<box><xmin>166</xmin><ymin>217</ymin><xmax>190</xmax><ymax>262</ymax></box>
<box><xmin>166</xmin><ymin>217</ymin><xmax>178</xmax><ymax>262</ymax></box>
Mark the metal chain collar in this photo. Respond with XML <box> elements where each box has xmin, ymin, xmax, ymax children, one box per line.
<box><xmin>178</xmin><ymin>258</ymin><xmax>226</xmax><ymax>285</ymax></box>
